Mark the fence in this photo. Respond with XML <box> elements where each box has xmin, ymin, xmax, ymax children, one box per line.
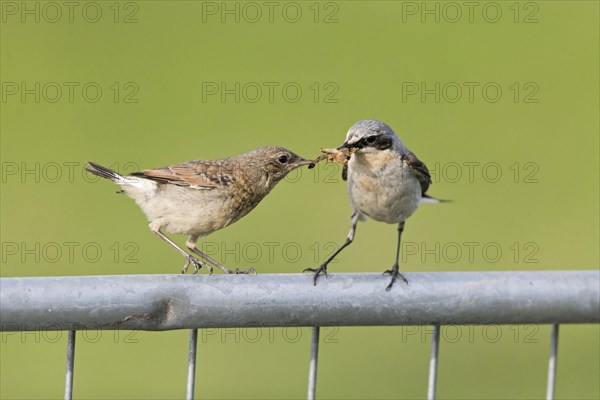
<box><xmin>1</xmin><ymin>271</ymin><xmax>599</xmax><ymax>399</ymax></box>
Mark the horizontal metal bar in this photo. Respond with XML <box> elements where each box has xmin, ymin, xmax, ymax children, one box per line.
<box><xmin>1</xmin><ymin>271</ymin><xmax>598</xmax><ymax>331</ymax></box>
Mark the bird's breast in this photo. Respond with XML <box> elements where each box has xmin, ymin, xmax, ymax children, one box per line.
<box><xmin>347</xmin><ymin>157</ymin><xmax>421</xmax><ymax>224</ymax></box>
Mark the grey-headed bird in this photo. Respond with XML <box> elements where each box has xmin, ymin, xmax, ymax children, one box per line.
<box><xmin>306</xmin><ymin>120</ymin><xmax>444</xmax><ymax>291</ymax></box>
<box><xmin>87</xmin><ymin>146</ymin><xmax>312</xmax><ymax>274</ymax></box>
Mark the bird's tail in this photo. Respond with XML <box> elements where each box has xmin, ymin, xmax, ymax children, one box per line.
<box><xmin>86</xmin><ymin>162</ymin><xmax>129</xmax><ymax>185</ymax></box>
<box><xmin>420</xmin><ymin>194</ymin><xmax>452</xmax><ymax>204</ymax></box>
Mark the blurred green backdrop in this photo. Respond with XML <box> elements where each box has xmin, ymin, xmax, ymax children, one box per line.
<box><xmin>1</xmin><ymin>1</ymin><xmax>598</xmax><ymax>399</ymax></box>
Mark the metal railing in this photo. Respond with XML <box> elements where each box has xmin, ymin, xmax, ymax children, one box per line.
<box><xmin>1</xmin><ymin>271</ymin><xmax>599</xmax><ymax>400</ymax></box>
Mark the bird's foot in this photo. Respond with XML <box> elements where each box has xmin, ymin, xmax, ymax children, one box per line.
<box><xmin>382</xmin><ymin>263</ymin><xmax>408</xmax><ymax>291</ymax></box>
<box><xmin>230</xmin><ymin>267</ymin><xmax>257</xmax><ymax>275</ymax></box>
<box><xmin>182</xmin><ymin>255</ymin><xmax>206</xmax><ymax>274</ymax></box>
<box><xmin>303</xmin><ymin>264</ymin><xmax>328</xmax><ymax>286</ymax></box>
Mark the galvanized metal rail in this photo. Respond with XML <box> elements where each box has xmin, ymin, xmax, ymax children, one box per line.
<box><xmin>2</xmin><ymin>271</ymin><xmax>598</xmax><ymax>330</ymax></box>
<box><xmin>1</xmin><ymin>271</ymin><xmax>598</xmax><ymax>400</ymax></box>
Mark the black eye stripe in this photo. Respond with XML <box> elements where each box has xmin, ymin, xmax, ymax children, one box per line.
<box><xmin>375</xmin><ymin>136</ymin><xmax>392</xmax><ymax>150</ymax></box>
<box><xmin>361</xmin><ymin>135</ymin><xmax>392</xmax><ymax>150</ymax></box>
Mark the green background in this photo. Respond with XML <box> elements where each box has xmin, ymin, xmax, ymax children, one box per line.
<box><xmin>1</xmin><ymin>1</ymin><xmax>598</xmax><ymax>399</ymax></box>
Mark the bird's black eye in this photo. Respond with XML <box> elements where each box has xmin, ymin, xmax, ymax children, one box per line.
<box><xmin>365</xmin><ymin>136</ymin><xmax>377</xmax><ymax>144</ymax></box>
<box><xmin>277</xmin><ymin>155</ymin><xmax>289</xmax><ymax>164</ymax></box>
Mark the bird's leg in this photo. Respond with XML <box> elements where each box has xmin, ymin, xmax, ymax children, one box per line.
<box><xmin>304</xmin><ymin>213</ymin><xmax>359</xmax><ymax>285</ymax></box>
<box><xmin>383</xmin><ymin>220</ymin><xmax>408</xmax><ymax>290</ymax></box>
<box><xmin>186</xmin><ymin>237</ymin><xmax>256</xmax><ymax>275</ymax></box>
<box><xmin>148</xmin><ymin>223</ymin><xmax>205</xmax><ymax>274</ymax></box>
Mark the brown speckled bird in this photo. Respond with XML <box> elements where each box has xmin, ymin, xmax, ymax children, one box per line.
<box><xmin>87</xmin><ymin>146</ymin><xmax>312</xmax><ymax>274</ymax></box>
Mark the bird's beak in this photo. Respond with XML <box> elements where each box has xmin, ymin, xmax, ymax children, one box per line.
<box><xmin>294</xmin><ymin>158</ymin><xmax>315</xmax><ymax>167</ymax></box>
<box><xmin>337</xmin><ymin>142</ymin><xmax>359</xmax><ymax>151</ymax></box>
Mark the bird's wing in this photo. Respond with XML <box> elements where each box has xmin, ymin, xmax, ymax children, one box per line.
<box><xmin>132</xmin><ymin>161</ymin><xmax>235</xmax><ymax>189</ymax></box>
<box><xmin>402</xmin><ymin>152</ymin><xmax>431</xmax><ymax>195</ymax></box>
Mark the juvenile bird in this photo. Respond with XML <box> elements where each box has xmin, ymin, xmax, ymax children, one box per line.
<box><xmin>87</xmin><ymin>146</ymin><xmax>312</xmax><ymax>274</ymax></box>
<box><xmin>306</xmin><ymin>120</ymin><xmax>444</xmax><ymax>291</ymax></box>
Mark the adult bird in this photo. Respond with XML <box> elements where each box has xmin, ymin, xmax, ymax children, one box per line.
<box><xmin>306</xmin><ymin>120</ymin><xmax>444</xmax><ymax>290</ymax></box>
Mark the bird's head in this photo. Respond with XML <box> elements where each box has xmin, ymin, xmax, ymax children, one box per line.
<box><xmin>338</xmin><ymin>119</ymin><xmax>402</xmax><ymax>155</ymax></box>
<box><xmin>247</xmin><ymin>146</ymin><xmax>313</xmax><ymax>184</ymax></box>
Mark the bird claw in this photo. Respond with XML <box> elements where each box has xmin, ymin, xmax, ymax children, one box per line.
<box><xmin>383</xmin><ymin>264</ymin><xmax>408</xmax><ymax>291</ymax></box>
<box><xmin>182</xmin><ymin>255</ymin><xmax>205</xmax><ymax>274</ymax></box>
<box><xmin>225</xmin><ymin>267</ymin><xmax>257</xmax><ymax>275</ymax></box>
<box><xmin>303</xmin><ymin>265</ymin><xmax>328</xmax><ymax>286</ymax></box>
<box><xmin>237</xmin><ymin>267</ymin><xmax>257</xmax><ymax>275</ymax></box>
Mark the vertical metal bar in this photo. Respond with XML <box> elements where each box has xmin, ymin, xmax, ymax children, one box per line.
<box><xmin>546</xmin><ymin>324</ymin><xmax>559</xmax><ymax>400</ymax></box>
<box><xmin>186</xmin><ymin>329</ymin><xmax>199</xmax><ymax>400</ymax></box>
<box><xmin>427</xmin><ymin>325</ymin><xmax>440</xmax><ymax>400</ymax></box>
<box><xmin>307</xmin><ymin>326</ymin><xmax>320</xmax><ymax>400</ymax></box>
<box><xmin>64</xmin><ymin>330</ymin><xmax>76</xmax><ymax>400</ymax></box>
